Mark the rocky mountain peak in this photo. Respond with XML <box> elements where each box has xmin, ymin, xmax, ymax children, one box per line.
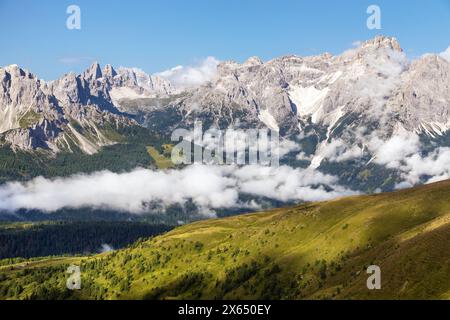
<box><xmin>243</xmin><ymin>56</ymin><xmax>264</xmax><ymax>67</ymax></box>
<box><xmin>2</xmin><ymin>64</ymin><xmax>32</xmax><ymax>79</ymax></box>
<box><xmin>0</xmin><ymin>36</ymin><xmax>448</xmax><ymax>156</ymax></box>
<box><xmin>216</xmin><ymin>61</ymin><xmax>240</xmax><ymax>74</ymax></box>
<box><xmin>114</xmin><ymin>67</ymin><xmax>176</xmax><ymax>97</ymax></box>
<box><xmin>361</xmin><ymin>35</ymin><xmax>402</xmax><ymax>52</ymax></box>
<box><xmin>83</xmin><ymin>62</ymin><xmax>103</xmax><ymax>81</ymax></box>
<box><xmin>102</xmin><ymin>64</ymin><xmax>117</xmax><ymax>78</ymax></box>
<box><xmin>415</xmin><ymin>53</ymin><xmax>449</xmax><ymax>68</ymax></box>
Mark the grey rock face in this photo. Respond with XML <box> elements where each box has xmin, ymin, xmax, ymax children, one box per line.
<box><xmin>0</xmin><ymin>65</ymin><xmax>66</xmax><ymax>151</ymax></box>
<box><xmin>0</xmin><ymin>63</ymin><xmax>135</xmax><ymax>154</ymax></box>
<box><xmin>389</xmin><ymin>55</ymin><xmax>450</xmax><ymax>135</ymax></box>
<box><xmin>112</xmin><ymin>36</ymin><xmax>448</xmax><ymax>185</ymax></box>
<box><xmin>114</xmin><ymin>67</ymin><xmax>175</xmax><ymax>95</ymax></box>
<box><xmin>83</xmin><ymin>62</ymin><xmax>103</xmax><ymax>81</ymax></box>
<box><xmin>138</xmin><ymin>36</ymin><xmax>449</xmax><ymax>139</ymax></box>
<box><xmin>4</xmin><ymin>119</ymin><xmax>62</xmax><ymax>151</ymax></box>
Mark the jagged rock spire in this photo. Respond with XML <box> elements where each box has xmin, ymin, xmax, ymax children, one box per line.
<box><xmin>362</xmin><ymin>35</ymin><xmax>402</xmax><ymax>52</ymax></box>
<box><xmin>83</xmin><ymin>62</ymin><xmax>102</xmax><ymax>81</ymax></box>
<box><xmin>103</xmin><ymin>64</ymin><xmax>117</xmax><ymax>78</ymax></box>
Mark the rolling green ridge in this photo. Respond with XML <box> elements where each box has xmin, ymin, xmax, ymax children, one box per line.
<box><xmin>0</xmin><ymin>180</ymin><xmax>449</xmax><ymax>300</ymax></box>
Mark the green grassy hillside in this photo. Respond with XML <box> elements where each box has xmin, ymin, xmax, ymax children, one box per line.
<box><xmin>1</xmin><ymin>180</ymin><xmax>449</xmax><ymax>300</ymax></box>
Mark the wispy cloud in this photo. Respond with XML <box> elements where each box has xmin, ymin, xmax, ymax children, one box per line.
<box><xmin>100</xmin><ymin>244</ymin><xmax>114</xmax><ymax>253</ymax></box>
<box><xmin>58</xmin><ymin>56</ymin><xmax>94</xmax><ymax>65</ymax></box>
<box><xmin>351</xmin><ymin>40</ymin><xmax>362</xmax><ymax>48</ymax></box>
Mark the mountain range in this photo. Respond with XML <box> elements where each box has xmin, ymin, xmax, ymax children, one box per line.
<box><xmin>0</xmin><ymin>35</ymin><xmax>449</xmax><ymax>194</ymax></box>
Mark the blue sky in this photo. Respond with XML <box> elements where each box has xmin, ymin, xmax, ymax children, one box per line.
<box><xmin>0</xmin><ymin>0</ymin><xmax>449</xmax><ymax>80</ymax></box>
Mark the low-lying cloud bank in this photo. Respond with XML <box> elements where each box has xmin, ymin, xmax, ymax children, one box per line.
<box><xmin>0</xmin><ymin>164</ymin><xmax>356</xmax><ymax>216</ymax></box>
<box><xmin>315</xmin><ymin>128</ymin><xmax>450</xmax><ymax>188</ymax></box>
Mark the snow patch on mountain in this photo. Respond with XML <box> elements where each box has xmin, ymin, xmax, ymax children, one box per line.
<box><xmin>289</xmin><ymin>85</ymin><xmax>329</xmax><ymax>123</ymax></box>
<box><xmin>109</xmin><ymin>87</ymin><xmax>148</xmax><ymax>104</ymax></box>
<box><xmin>258</xmin><ymin>109</ymin><xmax>279</xmax><ymax>131</ymax></box>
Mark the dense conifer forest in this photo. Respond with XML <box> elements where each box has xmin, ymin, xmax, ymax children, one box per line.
<box><xmin>0</xmin><ymin>221</ymin><xmax>172</xmax><ymax>259</ymax></box>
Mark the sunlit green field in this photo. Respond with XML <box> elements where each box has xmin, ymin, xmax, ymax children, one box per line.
<box><xmin>146</xmin><ymin>146</ymin><xmax>175</xmax><ymax>169</ymax></box>
<box><xmin>1</xmin><ymin>180</ymin><xmax>449</xmax><ymax>300</ymax></box>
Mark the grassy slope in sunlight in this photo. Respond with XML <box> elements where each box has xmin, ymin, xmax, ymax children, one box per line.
<box><xmin>1</xmin><ymin>180</ymin><xmax>449</xmax><ymax>300</ymax></box>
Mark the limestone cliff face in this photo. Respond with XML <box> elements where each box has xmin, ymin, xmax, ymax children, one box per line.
<box><xmin>110</xmin><ymin>36</ymin><xmax>448</xmax><ymax>174</ymax></box>
<box><xmin>133</xmin><ymin>36</ymin><xmax>448</xmax><ymax>138</ymax></box>
<box><xmin>1</xmin><ymin>36</ymin><xmax>449</xmax><ymax>156</ymax></box>
<box><xmin>0</xmin><ymin>63</ymin><xmax>135</xmax><ymax>154</ymax></box>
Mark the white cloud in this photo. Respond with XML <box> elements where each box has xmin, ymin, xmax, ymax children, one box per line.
<box><xmin>439</xmin><ymin>46</ymin><xmax>450</xmax><ymax>62</ymax></box>
<box><xmin>335</xmin><ymin>46</ymin><xmax>409</xmax><ymax>126</ymax></box>
<box><xmin>156</xmin><ymin>56</ymin><xmax>220</xmax><ymax>88</ymax></box>
<box><xmin>366</xmin><ymin>131</ymin><xmax>450</xmax><ymax>188</ymax></box>
<box><xmin>395</xmin><ymin>147</ymin><xmax>450</xmax><ymax>188</ymax></box>
<box><xmin>318</xmin><ymin>139</ymin><xmax>363</xmax><ymax>162</ymax></box>
<box><xmin>351</xmin><ymin>40</ymin><xmax>362</xmax><ymax>48</ymax></box>
<box><xmin>296</xmin><ymin>152</ymin><xmax>312</xmax><ymax>161</ymax></box>
<box><xmin>279</xmin><ymin>139</ymin><xmax>301</xmax><ymax>157</ymax></box>
<box><xmin>0</xmin><ymin>164</ymin><xmax>356</xmax><ymax>216</ymax></box>
<box><xmin>233</xmin><ymin>165</ymin><xmax>356</xmax><ymax>202</ymax></box>
<box><xmin>58</xmin><ymin>56</ymin><xmax>94</xmax><ymax>65</ymax></box>
<box><xmin>313</xmin><ymin>127</ymin><xmax>450</xmax><ymax>188</ymax></box>
<box><xmin>100</xmin><ymin>244</ymin><xmax>114</xmax><ymax>253</ymax></box>
<box><xmin>370</xmin><ymin>131</ymin><xmax>420</xmax><ymax>168</ymax></box>
<box><xmin>356</xmin><ymin>49</ymin><xmax>409</xmax><ymax>121</ymax></box>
